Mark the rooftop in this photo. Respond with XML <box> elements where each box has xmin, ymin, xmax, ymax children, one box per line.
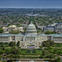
<box><xmin>0</xmin><ymin>33</ymin><xmax>62</xmax><ymax>37</ymax></box>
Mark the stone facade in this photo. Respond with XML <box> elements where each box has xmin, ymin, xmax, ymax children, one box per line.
<box><xmin>55</xmin><ymin>23</ymin><xmax>62</xmax><ymax>33</ymax></box>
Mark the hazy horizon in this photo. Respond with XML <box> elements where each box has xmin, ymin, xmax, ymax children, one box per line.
<box><xmin>0</xmin><ymin>0</ymin><xmax>62</xmax><ymax>8</ymax></box>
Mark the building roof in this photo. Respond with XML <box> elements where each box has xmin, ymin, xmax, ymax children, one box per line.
<box><xmin>39</xmin><ymin>34</ymin><xmax>62</xmax><ymax>37</ymax></box>
<box><xmin>45</xmin><ymin>26</ymin><xmax>55</xmax><ymax>28</ymax></box>
<box><xmin>0</xmin><ymin>33</ymin><xmax>24</xmax><ymax>37</ymax></box>
<box><xmin>0</xmin><ymin>33</ymin><xmax>62</xmax><ymax>37</ymax></box>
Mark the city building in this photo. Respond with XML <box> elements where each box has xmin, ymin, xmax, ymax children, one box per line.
<box><xmin>43</xmin><ymin>23</ymin><xmax>62</xmax><ymax>33</ymax></box>
<box><xmin>55</xmin><ymin>23</ymin><xmax>62</xmax><ymax>33</ymax></box>
<box><xmin>2</xmin><ymin>25</ymin><xmax>24</xmax><ymax>33</ymax></box>
<box><xmin>47</xmin><ymin>34</ymin><xmax>62</xmax><ymax>43</ymax></box>
<box><xmin>43</xmin><ymin>26</ymin><xmax>55</xmax><ymax>32</ymax></box>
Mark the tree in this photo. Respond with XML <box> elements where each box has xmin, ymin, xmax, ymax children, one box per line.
<box><xmin>55</xmin><ymin>57</ymin><xmax>61</xmax><ymax>62</ymax></box>
<box><xmin>16</xmin><ymin>41</ymin><xmax>20</xmax><ymax>47</ymax></box>
<box><xmin>0</xmin><ymin>28</ymin><xmax>3</xmax><ymax>33</ymax></box>
<box><xmin>42</xmin><ymin>49</ymin><xmax>55</xmax><ymax>58</ymax></box>
<box><xmin>9</xmin><ymin>30</ymin><xmax>20</xmax><ymax>34</ymax></box>
<box><xmin>9</xmin><ymin>42</ymin><xmax>16</xmax><ymax>47</ymax></box>
<box><xmin>45</xmin><ymin>31</ymin><xmax>56</xmax><ymax>34</ymax></box>
<box><xmin>42</xmin><ymin>40</ymin><xmax>54</xmax><ymax>47</ymax></box>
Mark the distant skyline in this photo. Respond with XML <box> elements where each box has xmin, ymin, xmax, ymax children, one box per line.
<box><xmin>0</xmin><ymin>0</ymin><xmax>62</xmax><ymax>8</ymax></box>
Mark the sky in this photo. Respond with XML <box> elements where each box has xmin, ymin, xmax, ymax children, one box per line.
<box><xmin>0</xmin><ymin>0</ymin><xmax>62</xmax><ymax>8</ymax></box>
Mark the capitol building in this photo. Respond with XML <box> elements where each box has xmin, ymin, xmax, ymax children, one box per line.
<box><xmin>21</xmin><ymin>22</ymin><xmax>47</xmax><ymax>48</ymax></box>
<box><xmin>0</xmin><ymin>22</ymin><xmax>62</xmax><ymax>48</ymax></box>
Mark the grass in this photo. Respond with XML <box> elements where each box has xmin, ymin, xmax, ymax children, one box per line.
<box><xmin>20</xmin><ymin>49</ymin><xmax>42</xmax><ymax>55</ymax></box>
<box><xmin>55</xmin><ymin>43</ymin><xmax>62</xmax><ymax>47</ymax></box>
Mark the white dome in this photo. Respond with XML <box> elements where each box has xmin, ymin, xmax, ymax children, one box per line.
<box><xmin>9</xmin><ymin>25</ymin><xmax>16</xmax><ymax>28</ymax></box>
<box><xmin>26</xmin><ymin>22</ymin><xmax>37</xmax><ymax>36</ymax></box>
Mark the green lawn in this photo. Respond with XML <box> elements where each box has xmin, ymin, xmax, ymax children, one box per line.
<box><xmin>20</xmin><ymin>49</ymin><xmax>42</xmax><ymax>55</ymax></box>
<box><xmin>55</xmin><ymin>43</ymin><xmax>62</xmax><ymax>47</ymax></box>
